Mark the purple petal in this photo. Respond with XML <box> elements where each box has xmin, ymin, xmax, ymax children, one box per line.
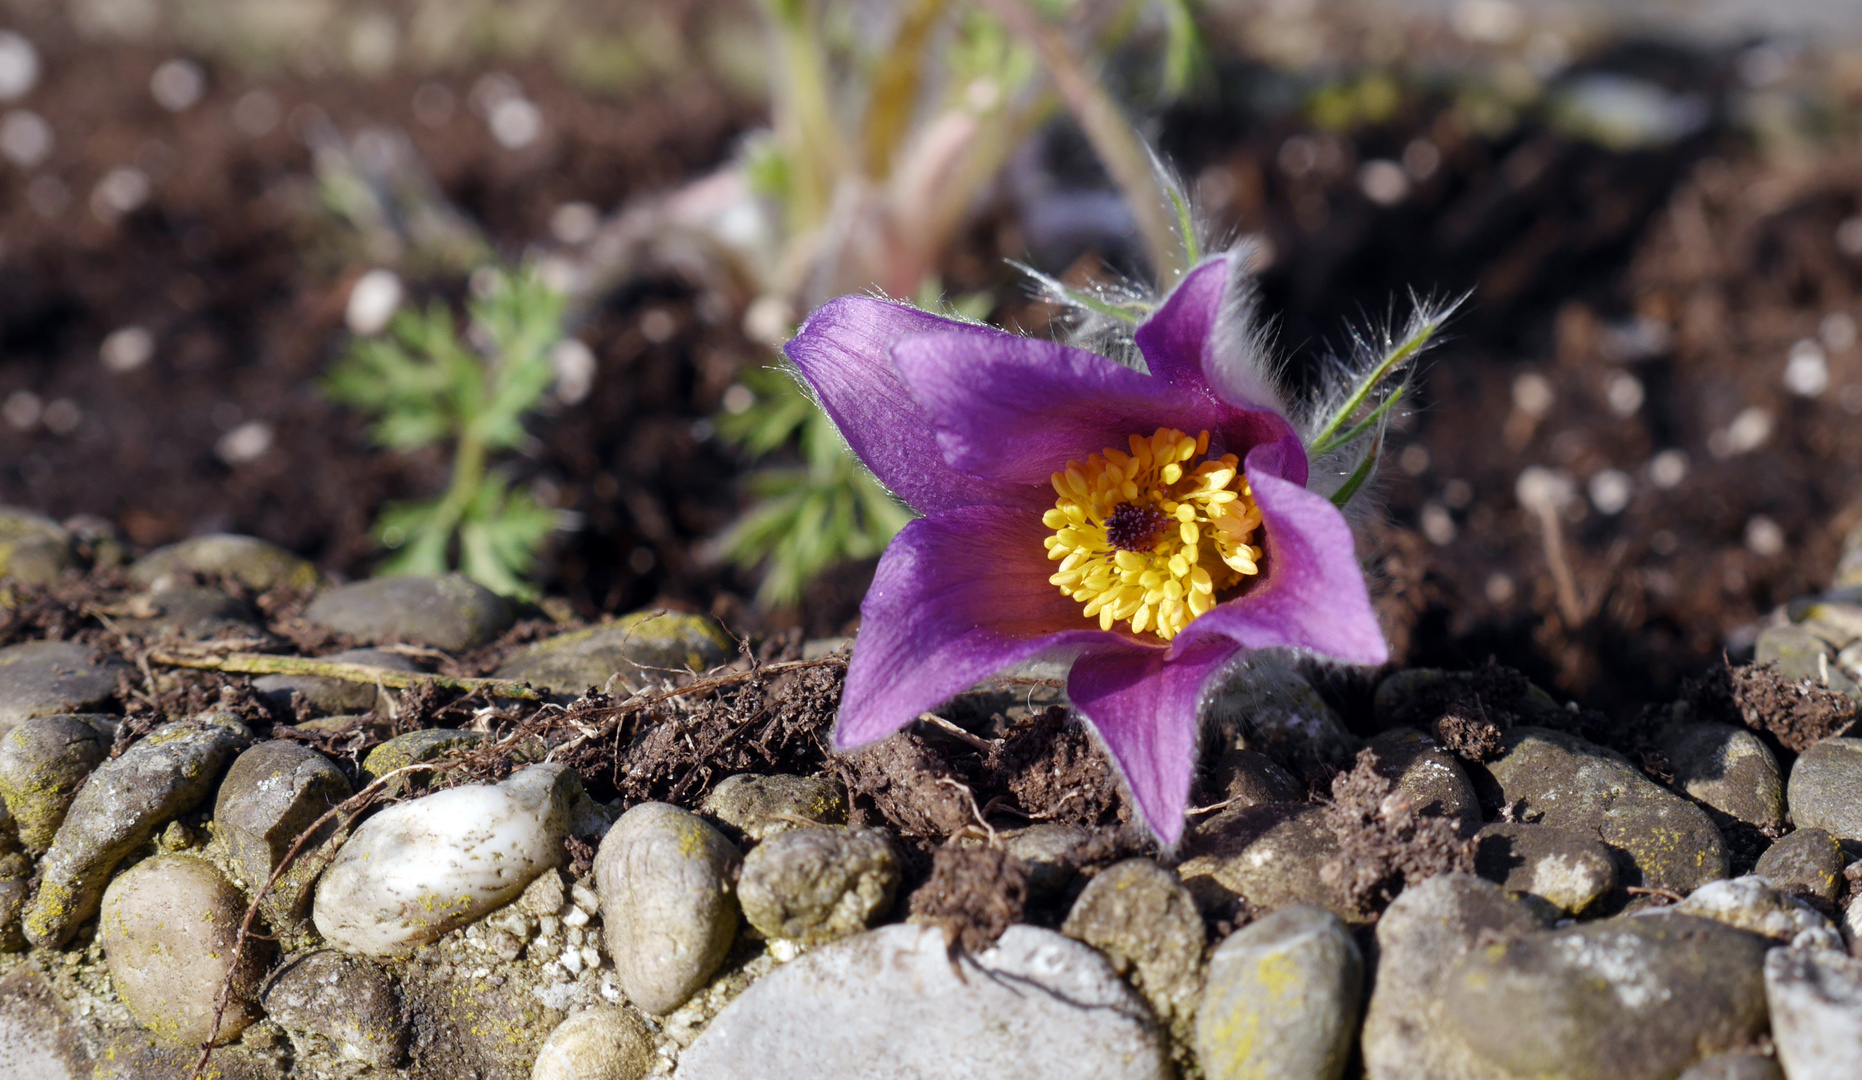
<box><xmin>892</xmin><ymin>332</ymin><xmax>1225</xmax><ymax>486</ymax></box>
<box><xmin>1177</xmin><ymin>443</ymin><xmax>1387</xmax><ymax>665</ymax></box>
<box><xmin>1135</xmin><ymin>253</ymin><xmax>1288</xmax><ymax>417</ymax></box>
<box><xmin>784</xmin><ymin>297</ymin><xmax>1041</xmax><ymax>514</ymax></box>
<box><xmin>837</xmin><ymin>504</ymin><xmax>1131</xmax><ymax>749</ymax></box>
<box><xmin>1068</xmin><ymin>637</ymin><xmax>1240</xmax><ymax>846</ymax></box>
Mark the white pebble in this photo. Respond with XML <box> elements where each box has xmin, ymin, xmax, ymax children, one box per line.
<box><xmin>1745</xmin><ymin>516</ymin><xmax>1784</xmax><ymax>558</ymax></box>
<box><xmin>1605</xmin><ymin>372</ymin><xmax>1643</xmax><ymax>417</ymax></box>
<box><xmin>1420</xmin><ymin>503</ymin><xmax>1456</xmax><ymax>545</ymax></box>
<box><xmin>1358</xmin><ymin>160</ymin><xmax>1409</xmax><ymax>206</ymax></box>
<box><xmin>1587</xmin><ymin>468</ymin><xmax>1632</xmax><ymax>515</ymax></box>
<box><xmin>312</xmin><ymin>765</ymin><xmax>577</xmax><ymax>958</ymax></box>
<box><xmin>0</xmin><ymin>32</ymin><xmax>39</xmax><ymax>101</ymax></box>
<box><xmin>1512</xmin><ymin>372</ymin><xmax>1555</xmax><ymax>418</ymax></box>
<box><xmin>550</xmin><ymin>339</ymin><xmax>596</xmax><ymax>405</ymax></box>
<box><xmin>345</xmin><ymin>269</ymin><xmax>403</xmax><ymax>336</ymax></box>
<box><xmin>1515</xmin><ymin>466</ymin><xmax>1575</xmax><ymax>513</ymax></box>
<box><xmin>232</xmin><ymin>90</ymin><xmax>280</xmax><ymax>137</ymax></box>
<box><xmin>1823</xmin><ymin>313</ymin><xmax>1858</xmax><ymax>352</ymax></box>
<box><xmin>149</xmin><ymin>59</ymin><xmax>206</xmax><ymax>112</ymax></box>
<box><xmin>1649</xmin><ymin>449</ymin><xmax>1688</xmax><ymax>489</ymax></box>
<box><xmin>2</xmin><ymin>389</ymin><xmax>41</xmax><ymax>430</ymax></box>
<box><xmin>1784</xmin><ymin>340</ymin><xmax>1829</xmax><ymax>397</ymax></box>
<box><xmin>581</xmin><ymin>946</ymin><xmax>602</xmax><ymax>970</ymax></box>
<box><xmin>1709</xmin><ymin>407</ymin><xmax>1772</xmax><ymax>458</ymax></box>
<box><xmin>550</xmin><ymin>201</ymin><xmax>599</xmax><ymax>245</ymax></box>
<box><xmin>101</xmin><ymin>326</ymin><xmax>154</xmax><ymax>372</ymax></box>
<box><xmin>560</xmin><ymin>947</ymin><xmax>584</xmax><ymax>975</ymax></box>
<box><xmin>562</xmin><ymin>905</ymin><xmax>590</xmax><ymax>928</ymax></box>
<box><xmin>91</xmin><ymin>167</ymin><xmax>150</xmax><ymax>219</ymax></box>
<box><xmin>488</xmin><ymin>96</ymin><xmax>541</xmax><ymax>150</ymax></box>
<box><xmin>215</xmin><ymin>421</ymin><xmax>273</xmax><ymax>465</ymax></box>
<box><xmin>41</xmin><ymin>398</ymin><xmax>81</xmax><ymax>435</ymax></box>
<box><xmin>0</xmin><ymin>109</ymin><xmax>51</xmax><ymax>167</ymax></box>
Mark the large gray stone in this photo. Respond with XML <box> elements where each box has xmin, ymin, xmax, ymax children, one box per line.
<box><xmin>262</xmin><ymin>950</ymin><xmax>406</xmax><ymax>1069</ymax></box>
<box><xmin>1061</xmin><ymin>859</ymin><xmax>1206</xmax><ymax>1039</ymax></box>
<box><xmin>1206</xmin><ymin>660</ymin><xmax>1358</xmax><ymax>773</ymax></box>
<box><xmin>1764</xmin><ymin>946</ymin><xmax>1862</xmax><ymax>1079</ymax></box>
<box><xmin>1756</xmin><ymin>625</ymin><xmax>1842</xmax><ymax>688</ymax></box>
<box><xmin>0</xmin><ymin>642</ymin><xmax>128</xmax><ymax>736</ymax></box>
<box><xmin>0</xmin><ymin>509</ymin><xmax>74</xmax><ymax>586</ymax></box>
<box><xmin>594</xmin><ymin>802</ymin><xmax>741</xmax><ymax>1015</ymax></box>
<box><xmin>304</xmin><ymin>573</ymin><xmax>512</xmax><ymax>652</ymax></box>
<box><xmin>1472</xmin><ymin>821</ymin><xmax>1617</xmax><ymax>914</ymax></box>
<box><xmin>1483</xmin><ymin>727</ymin><xmax>1728</xmax><ymax>897</ymax></box>
<box><xmin>1753</xmin><ymin>827</ymin><xmax>1845</xmax><ymax>905</ymax></box>
<box><xmin>214</xmin><ymin>741</ymin><xmax>352</xmax><ymax>929</ymax></box>
<box><xmin>0</xmin><ymin>714</ymin><xmax>111</xmax><ymax>851</ymax></box>
<box><xmin>253</xmin><ymin>647</ymin><xmax>420</xmax><ymax>714</ymax></box>
<box><xmin>1365</xmin><ymin>727</ymin><xmax>1482</xmax><ymax>836</ymax></box>
<box><xmin>1658</xmin><ymin>722</ymin><xmax>1786</xmax><ymax>832</ymax></box>
<box><xmin>99</xmin><ymin>855</ymin><xmax>265</xmax><ymax>1046</ymax></box>
<box><xmin>24</xmin><ymin>714</ymin><xmax>250</xmax><ymax>947</ymax></box>
<box><xmin>1786</xmin><ymin>738</ymin><xmax>1862</xmax><ymax>841</ymax></box>
<box><xmin>738</xmin><ymin>826</ymin><xmax>898</xmax><ymax>944</ymax></box>
<box><xmin>128</xmin><ymin>533</ymin><xmax>317</xmax><ymax>592</ymax></box>
<box><xmin>676</xmin><ymin>924</ymin><xmax>1169</xmax><ymax>1080</ymax></box>
<box><xmin>494</xmin><ymin>610</ymin><xmax>734</xmax><ymax>695</ymax></box>
<box><xmin>1361</xmin><ymin>873</ymin><xmax>1554</xmax><ymax>1080</ymax></box>
<box><xmin>113</xmin><ymin>586</ymin><xmax>263</xmax><ymax>641</ymax></box>
<box><xmin>1177</xmin><ymin>803</ymin><xmax>1354</xmax><ymax>922</ymax></box>
<box><xmin>1440</xmin><ymin>914</ymin><xmax>1771</xmax><ymax>1080</ymax></box>
<box><xmin>1195</xmin><ymin>905</ymin><xmax>1361</xmax><ymax>1080</ymax></box>
<box><xmin>0</xmin><ymin>968</ymin><xmax>93</xmax><ymax>1078</ymax></box>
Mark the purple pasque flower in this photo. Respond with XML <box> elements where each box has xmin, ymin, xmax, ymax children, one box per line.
<box><xmin>784</xmin><ymin>253</ymin><xmax>1386</xmax><ymax>845</ymax></box>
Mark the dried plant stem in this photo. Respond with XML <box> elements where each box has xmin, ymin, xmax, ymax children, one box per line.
<box><xmin>916</xmin><ymin>711</ymin><xmax>994</xmax><ymax>754</ymax></box>
<box><xmin>147</xmin><ymin>650</ymin><xmax>543</xmax><ymax>701</ymax></box>
<box><xmin>979</xmin><ymin>0</ymin><xmax>1185</xmax><ymax>283</ymax></box>
<box><xmin>1532</xmin><ymin>504</ymin><xmax>1585</xmax><ymax>626</ymax></box>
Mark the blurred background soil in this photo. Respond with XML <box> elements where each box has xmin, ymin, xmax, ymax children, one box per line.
<box><xmin>2</xmin><ymin>0</ymin><xmax>1861</xmax><ymax>717</ymax></box>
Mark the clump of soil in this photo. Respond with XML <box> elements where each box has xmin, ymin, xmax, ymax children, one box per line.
<box><xmin>1320</xmin><ymin>749</ymin><xmax>1473</xmax><ymax>919</ymax></box>
<box><xmin>907</xmin><ymin>844</ymin><xmax>1029</xmax><ymax>955</ymax></box>
<box><xmin>1687</xmin><ymin>660</ymin><xmax>1862</xmax><ymax>753</ymax></box>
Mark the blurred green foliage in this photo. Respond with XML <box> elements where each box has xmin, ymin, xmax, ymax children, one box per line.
<box><xmin>326</xmin><ymin>267</ymin><xmax>566</xmax><ymax>598</ymax></box>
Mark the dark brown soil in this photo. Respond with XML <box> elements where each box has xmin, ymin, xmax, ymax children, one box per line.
<box><xmin>1683</xmin><ymin>660</ymin><xmax>1862</xmax><ymax>753</ymax></box>
<box><xmin>907</xmin><ymin>844</ymin><xmax>1029</xmax><ymax>955</ymax></box>
<box><xmin>1319</xmin><ymin>748</ymin><xmax>1473</xmax><ymax>919</ymax></box>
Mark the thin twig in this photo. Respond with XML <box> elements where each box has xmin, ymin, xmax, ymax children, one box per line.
<box><xmin>1532</xmin><ymin>504</ymin><xmax>1585</xmax><ymax>627</ymax></box>
<box><xmin>916</xmin><ymin>712</ymin><xmax>994</xmax><ymax>755</ymax></box>
<box><xmin>148</xmin><ymin>650</ymin><xmax>543</xmax><ymax>701</ymax></box>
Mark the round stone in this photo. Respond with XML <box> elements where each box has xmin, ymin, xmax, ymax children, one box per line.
<box><xmin>1764</xmin><ymin>946</ymin><xmax>1862</xmax><ymax>1079</ymax></box>
<box><xmin>1786</xmin><ymin>738</ymin><xmax>1862</xmax><ymax>841</ymax></box>
<box><xmin>1195</xmin><ymin>905</ymin><xmax>1362</xmax><ymax>1080</ymax></box>
<box><xmin>0</xmin><ymin>508</ymin><xmax>74</xmax><ymax>586</ymax></box>
<box><xmin>1365</xmin><ymin>727</ymin><xmax>1481</xmax><ymax>836</ymax></box>
<box><xmin>701</xmin><ymin>773</ymin><xmax>847</xmax><ymax>842</ymax></box>
<box><xmin>303</xmin><ymin>574</ymin><xmax>513</xmax><ymax>652</ymax></box>
<box><xmin>128</xmin><ymin>533</ymin><xmax>317</xmax><ymax>593</ymax></box>
<box><xmin>1657</xmin><ymin>722</ymin><xmax>1786</xmax><ymax>831</ymax></box>
<box><xmin>100</xmin><ymin>856</ymin><xmax>265</xmax><ymax>1046</ymax></box>
<box><xmin>0</xmin><ymin>714</ymin><xmax>111</xmax><ymax>851</ymax></box>
<box><xmin>594</xmin><ymin>802</ymin><xmax>742</xmax><ymax>1015</ymax></box>
<box><xmin>1176</xmin><ymin>803</ymin><xmax>1354</xmax><ymax>922</ymax></box>
<box><xmin>262</xmin><ymin>950</ymin><xmax>406</xmax><ymax>1069</ymax></box>
<box><xmin>1673</xmin><ymin>876</ymin><xmax>1838</xmax><ymax>946</ymax></box>
<box><xmin>1472</xmin><ymin>821</ymin><xmax>1617</xmax><ymax>914</ymax></box>
<box><xmin>738</xmin><ymin>826</ymin><xmax>898</xmax><ymax>944</ymax></box>
<box><xmin>1061</xmin><ymin>859</ymin><xmax>1205</xmax><ymax>1036</ymax></box>
<box><xmin>214</xmin><ymin>741</ymin><xmax>352</xmax><ymax>929</ymax></box>
<box><xmin>0</xmin><ymin>641</ymin><xmax>130</xmax><ymax>736</ymax></box>
<box><xmin>531</xmin><ymin>1007</ymin><xmax>654</xmax><ymax>1080</ymax></box>
<box><xmin>494</xmin><ymin>610</ymin><xmax>735</xmax><ymax>696</ymax></box>
<box><xmin>1753</xmin><ymin>827</ymin><xmax>1845</xmax><ymax>905</ymax></box>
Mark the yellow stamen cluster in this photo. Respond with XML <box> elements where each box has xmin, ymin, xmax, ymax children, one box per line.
<box><xmin>1042</xmin><ymin>428</ymin><xmax>1265</xmax><ymax>641</ymax></box>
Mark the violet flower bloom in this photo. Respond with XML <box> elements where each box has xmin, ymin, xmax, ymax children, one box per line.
<box><xmin>785</xmin><ymin>253</ymin><xmax>1387</xmax><ymax>845</ymax></box>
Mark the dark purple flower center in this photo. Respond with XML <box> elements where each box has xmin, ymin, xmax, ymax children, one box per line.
<box><xmin>1104</xmin><ymin>501</ymin><xmax>1167</xmax><ymax>552</ymax></box>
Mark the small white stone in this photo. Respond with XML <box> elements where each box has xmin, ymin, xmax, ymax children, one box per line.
<box><xmin>1709</xmin><ymin>407</ymin><xmax>1771</xmax><ymax>458</ymax></box>
<box><xmin>1649</xmin><ymin>449</ymin><xmax>1688</xmax><ymax>489</ymax></box>
<box><xmin>313</xmin><ymin>765</ymin><xmax>577</xmax><ymax>958</ymax></box>
<box><xmin>216</xmin><ymin>421</ymin><xmax>273</xmax><ymax>465</ymax></box>
<box><xmin>1605</xmin><ymin>372</ymin><xmax>1643</xmax><ymax>417</ymax></box>
<box><xmin>1358</xmin><ymin>160</ymin><xmax>1409</xmax><ymax>206</ymax></box>
<box><xmin>1420</xmin><ymin>503</ymin><xmax>1456</xmax><ymax>546</ymax></box>
<box><xmin>91</xmin><ymin>167</ymin><xmax>149</xmax><ymax>219</ymax></box>
<box><xmin>1513</xmin><ymin>372</ymin><xmax>1555</xmax><ymax>418</ymax></box>
<box><xmin>1587</xmin><ymin>469</ymin><xmax>1632</xmax><ymax>515</ymax></box>
<box><xmin>345</xmin><ymin>269</ymin><xmax>403</xmax><ymax>336</ymax></box>
<box><xmin>150</xmin><ymin>59</ymin><xmax>206</xmax><ymax>112</ymax></box>
<box><xmin>1766</xmin><ymin>947</ymin><xmax>1862</xmax><ymax>1077</ymax></box>
<box><xmin>489</xmin><ymin>97</ymin><xmax>541</xmax><ymax>149</ymax></box>
<box><xmin>1745</xmin><ymin>516</ymin><xmax>1785</xmax><ymax>558</ymax></box>
<box><xmin>563</xmin><ymin>906</ymin><xmax>590</xmax><ymax>928</ymax></box>
<box><xmin>1785</xmin><ymin>340</ymin><xmax>1829</xmax><ymax>397</ymax></box>
<box><xmin>550</xmin><ymin>339</ymin><xmax>596</xmax><ymax>405</ymax></box>
<box><xmin>580</xmin><ymin>946</ymin><xmax>602</xmax><ymax>970</ymax></box>
<box><xmin>101</xmin><ymin>326</ymin><xmax>154</xmax><ymax>372</ymax></box>
<box><xmin>0</xmin><ymin>32</ymin><xmax>40</xmax><ymax>101</ymax></box>
<box><xmin>0</xmin><ymin>109</ymin><xmax>51</xmax><ymax>167</ymax></box>
<box><xmin>561</xmin><ymin>947</ymin><xmax>585</xmax><ymax>975</ymax></box>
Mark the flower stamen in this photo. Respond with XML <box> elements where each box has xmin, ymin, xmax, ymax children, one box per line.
<box><xmin>1042</xmin><ymin>427</ymin><xmax>1265</xmax><ymax>641</ymax></box>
